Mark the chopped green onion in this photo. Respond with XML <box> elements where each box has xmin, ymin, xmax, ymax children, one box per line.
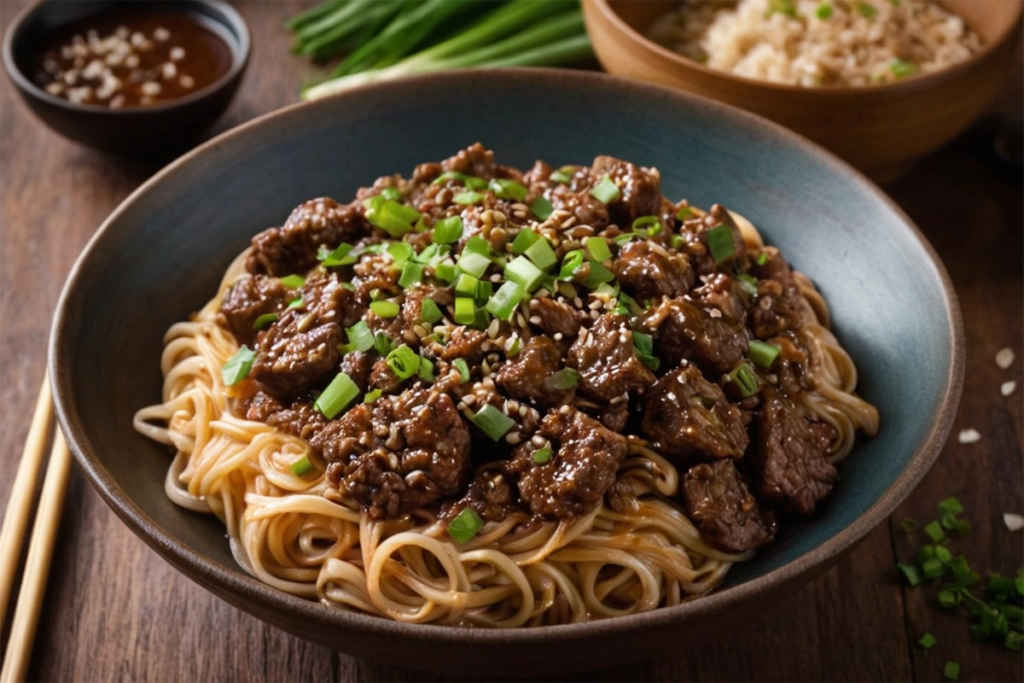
<box><xmin>632</xmin><ymin>215</ymin><xmax>661</xmax><ymax>234</ymax></box>
<box><xmin>447</xmin><ymin>506</ymin><xmax>484</xmax><ymax>544</ymax></box>
<box><xmin>511</xmin><ymin>228</ymin><xmax>540</xmax><ymax>254</ymax></box>
<box><xmin>545</xmin><ymin>368</ymin><xmax>581</xmax><ymax>390</ymax></box>
<box><xmin>590</xmin><ymin>174</ymin><xmax>620</xmax><ymax>204</ymax></box>
<box><xmin>364</xmin><ymin>388</ymin><xmax>382</xmax><ymax>404</ymax></box>
<box><xmin>559</xmin><ymin>250</ymin><xmax>585</xmax><ymax>280</ymax></box>
<box><xmin>1006</xmin><ymin>632</ymin><xmax>1023</xmax><ymax>652</ymax></box>
<box><xmin>728</xmin><ymin>363</ymin><xmax>758</xmax><ymax>398</ymax></box>
<box><xmin>373</xmin><ymin>332</ymin><xmax>395</xmax><ymax>356</ymax></box>
<box><xmin>938</xmin><ymin>497</ymin><xmax>965</xmax><ymax>517</ymax></box>
<box><xmin>632</xmin><ymin>331</ymin><xmax>660</xmax><ymax>372</ymax></box>
<box><xmin>362</xmin><ymin>196</ymin><xmax>421</xmax><ymax>237</ymax></box>
<box><xmin>475</xmin><ymin>279</ymin><xmax>493</xmax><ymax>301</ymax></box>
<box><xmin>988</xmin><ymin>573</ymin><xmax>1016</xmax><ymax>601</ymax></box>
<box><xmin>488</xmin><ymin>178</ymin><xmax>528</xmax><ymax>201</ymax></box>
<box><xmin>582</xmin><ymin>261</ymin><xmax>616</xmax><ymax>289</ymax></box>
<box><xmin>899</xmin><ymin>563</ymin><xmax>923</xmax><ymax>587</ymax></box>
<box><xmin>737</xmin><ymin>273</ymin><xmax>759</xmax><ymax>296</ymax></box>
<box><xmin>857</xmin><ymin>1</ymin><xmax>877</xmax><ymax>18</ymax></box>
<box><xmin>290</xmin><ymin>455</ymin><xmax>315</xmax><ymax>477</ymax></box>
<box><xmin>550</xmin><ymin>168</ymin><xmax>572</xmax><ymax>184</ymax></box>
<box><xmin>454</xmin><ymin>358</ymin><xmax>470</xmax><ymax>383</ymax></box>
<box><xmin>380</xmin><ymin>187</ymin><xmax>401</xmax><ymax>201</ymax></box>
<box><xmin>525</xmin><ymin>237</ymin><xmax>558</xmax><ymax>270</ymax></box>
<box><xmin>924</xmin><ymin>520</ymin><xmax>946</xmax><ymax>543</ymax></box>
<box><xmin>420</xmin><ymin>298</ymin><xmax>443</xmax><ymax>323</ymax></box>
<box><xmin>415</xmin><ymin>243</ymin><xmax>449</xmax><ymax>266</ymax></box>
<box><xmin>253</xmin><ymin>313</ymin><xmax>279</xmax><ymax>330</ymax></box>
<box><xmin>508</xmin><ymin>336</ymin><xmax>522</xmax><ymax>356</ymax></box>
<box><xmin>314</xmin><ymin>372</ymin><xmax>359</xmax><ymax>419</ymax></box>
<box><xmin>756</xmin><ymin>252</ymin><xmax>769</xmax><ymax>266</ymax></box>
<box><xmin>453</xmin><ymin>190</ymin><xmax>483</xmax><ymax>205</ymax></box>
<box><xmin>676</xmin><ymin>206</ymin><xmax>694</xmax><ymax>220</ymax></box>
<box><xmin>370</xmin><ymin>300</ymin><xmax>400</xmax><ymax>318</ymax></box>
<box><xmin>433</xmin><ymin>171</ymin><xmax>487</xmax><ymax>190</ymax></box>
<box><xmin>463</xmin><ymin>235</ymin><xmax>492</xmax><ymax>256</ymax></box>
<box><xmin>505</xmin><ymin>256</ymin><xmax>546</xmax><ymax>292</ymax></box>
<box><xmin>486</xmin><ymin>281</ymin><xmax>524</xmax><ymax>321</ymax></box>
<box><xmin>343</xmin><ymin>321</ymin><xmax>375</xmax><ymax>353</ymax></box>
<box><xmin>435</xmin><ymin>260</ymin><xmax>456</xmax><ymax>284</ymax></box>
<box><xmin>766</xmin><ymin>0</ymin><xmax>797</xmax><ymax>17</ymax></box>
<box><xmin>398</xmin><ymin>262</ymin><xmax>424</xmax><ymax>288</ymax></box>
<box><xmin>585</xmin><ymin>236</ymin><xmax>612</xmax><ymax>263</ymax></box>
<box><xmin>221</xmin><ymin>345</ymin><xmax>256</xmax><ymax>386</ymax></box>
<box><xmin>387</xmin><ymin>241</ymin><xmax>414</xmax><ymax>265</ymax></box>
<box><xmin>916</xmin><ymin>545</ymin><xmax>937</xmax><ymax>564</ymax></box>
<box><xmin>454</xmin><ymin>297</ymin><xmax>477</xmax><ymax>325</ymax></box>
<box><xmin>816</xmin><ymin>2</ymin><xmax>834</xmax><ymax>19</ymax></box>
<box><xmin>386</xmin><ymin>345</ymin><xmax>420</xmax><ymax>379</ymax></box>
<box><xmin>890</xmin><ymin>59</ymin><xmax>918</xmax><ymax>79</ymax></box>
<box><xmin>433</xmin><ymin>215</ymin><xmax>464</xmax><ymax>244</ymax></box>
<box><xmin>943</xmin><ymin>661</ymin><xmax>959</xmax><ymax>681</ymax></box>
<box><xmin>318</xmin><ymin>242</ymin><xmax>358</xmax><ymax>267</ymax></box>
<box><xmin>532</xmin><ymin>447</ymin><xmax>553</xmax><ymax>464</ymax></box>
<box><xmin>935</xmin><ymin>545</ymin><xmax>953</xmax><ymax>564</ymax></box>
<box><xmin>279</xmin><ymin>274</ymin><xmax>306</xmax><ymax>289</ymax></box>
<box><xmin>707</xmin><ymin>224</ymin><xmax>736</xmax><ymax>264</ymax></box>
<box><xmin>918</xmin><ymin>632</ymin><xmax>937</xmax><ymax>650</ymax></box>
<box><xmin>530</xmin><ymin>196</ymin><xmax>553</xmax><ymax>220</ymax></box>
<box><xmin>749</xmin><ymin>340</ymin><xmax>781</xmax><ymax>368</ymax></box>
<box><xmin>286</xmin><ymin>297</ymin><xmax>304</xmax><ymax>311</ymax></box>
<box><xmin>418</xmin><ymin>355</ymin><xmax>435</xmax><ymax>382</ymax></box>
<box><xmin>922</xmin><ymin>558</ymin><xmax>944</xmax><ymax>580</ymax></box>
<box><xmin>471</xmin><ymin>403</ymin><xmax>516</xmax><ymax>441</ymax></box>
<box><xmin>455</xmin><ymin>273</ymin><xmax>481</xmax><ymax>298</ymax></box>
<box><xmin>456</xmin><ymin>250</ymin><xmax>491</xmax><ymax>279</ymax></box>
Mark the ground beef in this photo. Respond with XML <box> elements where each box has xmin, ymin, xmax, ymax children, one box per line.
<box><xmin>752</xmin><ymin>387</ymin><xmax>838</xmax><ymax>515</ymax></box>
<box><xmin>528</xmin><ymin>297</ymin><xmax>583</xmax><ymax>339</ymax></box>
<box><xmin>641</xmin><ymin>364</ymin><xmax>749</xmax><ymax>461</ymax></box>
<box><xmin>323</xmin><ymin>388</ymin><xmax>471</xmax><ymax>519</ymax></box>
<box><xmin>267</xmin><ymin>400</ymin><xmax>329</xmax><ymax>445</ymax></box>
<box><xmin>303</xmin><ymin>271</ymin><xmax>363</xmax><ymax>330</ymax></box>
<box><xmin>249</xmin><ymin>310</ymin><xmax>341</xmax><ymax>398</ymax></box>
<box><xmin>218</xmin><ymin>275</ymin><xmax>291</xmax><ymax>347</ymax></box>
<box><xmin>247</xmin><ymin>198</ymin><xmax>367</xmax><ymax>277</ymax></box>
<box><xmin>439</xmin><ymin>327</ymin><xmax>489</xmax><ymax>363</ymax></box>
<box><xmin>567</xmin><ymin>314</ymin><xmax>656</xmax><ymax>402</ymax></box>
<box><xmin>646</xmin><ymin>298</ymin><xmax>748</xmax><ymax>377</ymax></box>
<box><xmin>612</xmin><ymin>240</ymin><xmax>694</xmax><ymax>303</ymax></box>
<box><xmin>508</xmin><ymin>407</ymin><xmax>627</xmax><ymax>517</ymax></box>
<box><xmin>682</xmin><ymin>460</ymin><xmax>776</xmax><ymax>553</ymax></box>
<box><xmin>497</xmin><ymin>337</ymin><xmax>572</xmax><ymax>408</ymax></box>
<box><xmin>461</xmin><ymin>469</ymin><xmax>516</xmax><ymax>522</ymax></box>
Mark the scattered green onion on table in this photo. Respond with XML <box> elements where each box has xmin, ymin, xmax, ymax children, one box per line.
<box><xmin>286</xmin><ymin>0</ymin><xmax>594</xmax><ymax>100</ymax></box>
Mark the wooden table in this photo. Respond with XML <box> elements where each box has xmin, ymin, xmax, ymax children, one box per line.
<box><xmin>1</xmin><ymin>3</ymin><xmax>1020</xmax><ymax>681</ymax></box>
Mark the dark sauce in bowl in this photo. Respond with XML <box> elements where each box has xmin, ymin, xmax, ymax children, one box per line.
<box><xmin>32</xmin><ymin>8</ymin><xmax>232</xmax><ymax>108</ymax></box>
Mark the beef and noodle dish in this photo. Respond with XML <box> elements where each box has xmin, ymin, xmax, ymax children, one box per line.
<box><xmin>135</xmin><ymin>144</ymin><xmax>878</xmax><ymax>627</ymax></box>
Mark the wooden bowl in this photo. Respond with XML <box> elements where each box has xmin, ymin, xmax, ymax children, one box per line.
<box><xmin>582</xmin><ymin>0</ymin><xmax>1023</xmax><ymax>182</ymax></box>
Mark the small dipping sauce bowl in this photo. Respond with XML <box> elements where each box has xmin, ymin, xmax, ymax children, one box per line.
<box><xmin>4</xmin><ymin>0</ymin><xmax>249</xmax><ymax>155</ymax></box>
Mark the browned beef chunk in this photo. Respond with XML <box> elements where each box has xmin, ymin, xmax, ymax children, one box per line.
<box><xmin>352</xmin><ymin>252</ymin><xmax>402</xmax><ymax>305</ymax></box>
<box><xmin>647</xmin><ymin>298</ymin><xmax>748</xmax><ymax>376</ymax></box>
<box><xmin>268</xmin><ymin>401</ymin><xmax>329</xmax><ymax>444</ymax></box>
<box><xmin>219</xmin><ymin>275</ymin><xmax>290</xmax><ymax>346</ymax></box>
<box><xmin>496</xmin><ymin>337</ymin><xmax>571</xmax><ymax>408</ymax></box>
<box><xmin>547</xmin><ymin>179</ymin><xmax>612</xmax><ymax>230</ymax></box>
<box><xmin>599</xmin><ymin>403</ymin><xmax>629</xmax><ymax>432</ymax></box>
<box><xmin>751</xmin><ymin>279</ymin><xmax>803</xmax><ymax>340</ymax></box>
<box><xmin>752</xmin><ymin>387</ymin><xmax>838</xmax><ymax>515</ymax></box>
<box><xmin>641</xmin><ymin>365</ymin><xmax>749</xmax><ymax>460</ymax></box>
<box><xmin>682</xmin><ymin>460</ymin><xmax>776</xmax><ymax>553</ymax></box>
<box><xmin>368</xmin><ymin>358</ymin><xmax>404</xmax><ymax>394</ymax></box>
<box><xmin>676</xmin><ymin>204</ymin><xmax>747</xmax><ymax>275</ymax></box>
<box><xmin>323</xmin><ymin>388</ymin><xmax>471</xmax><ymax>519</ymax></box>
<box><xmin>691</xmin><ymin>273</ymin><xmax>748</xmax><ymax>326</ymax></box>
<box><xmin>303</xmin><ymin>272</ymin><xmax>363</xmax><ymax>329</ymax></box>
<box><xmin>247</xmin><ymin>198</ymin><xmax>367</xmax><ymax>276</ymax></box>
<box><xmin>567</xmin><ymin>314</ymin><xmax>655</xmax><ymax>402</ymax></box>
<box><xmin>591</xmin><ymin>155</ymin><xmax>662</xmax><ymax>227</ymax></box>
<box><xmin>441</xmin><ymin>142</ymin><xmax>497</xmax><ymax>179</ymax></box>
<box><xmin>243</xmin><ymin>390</ymin><xmax>284</xmax><ymax>423</ymax></box>
<box><xmin>528</xmin><ymin>297</ymin><xmax>583</xmax><ymax>339</ymax></box>
<box><xmin>340</xmin><ymin>351</ymin><xmax>374</xmax><ymax>393</ymax></box>
<box><xmin>249</xmin><ymin>309</ymin><xmax>341</xmax><ymax>398</ymax></box>
<box><xmin>462</xmin><ymin>469</ymin><xmax>516</xmax><ymax>522</ymax></box>
<box><xmin>508</xmin><ymin>407</ymin><xmax>627</xmax><ymax>517</ymax></box>
<box><xmin>612</xmin><ymin>240</ymin><xmax>694</xmax><ymax>302</ymax></box>
<box><xmin>439</xmin><ymin>327</ymin><xmax>489</xmax><ymax>363</ymax></box>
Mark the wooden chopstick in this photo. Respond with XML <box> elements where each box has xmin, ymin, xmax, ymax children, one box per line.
<box><xmin>0</xmin><ymin>374</ymin><xmax>73</xmax><ymax>683</ymax></box>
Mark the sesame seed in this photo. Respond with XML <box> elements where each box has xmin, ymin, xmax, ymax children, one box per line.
<box><xmin>462</xmin><ymin>394</ymin><xmax>476</xmax><ymax>406</ymax></box>
<box><xmin>957</xmin><ymin>429</ymin><xmax>981</xmax><ymax>444</ymax></box>
<box><xmin>531</xmin><ymin>434</ymin><xmax>545</xmax><ymax>447</ymax></box>
<box><xmin>709</xmin><ymin>308</ymin><xmax>722</xmax><ymax>318</ymax></box>
<box><xmin>529</xmin><ymin>316</ymin><xmax>542</xmax><ymax>326</ymax></box>
<box><xmin>179</xmin><ymin>74</ymin><xmax>195</xmax><ymax>88</ymax></box>
<box><xmin>559</xmin><ymin>405</ymin><xmax>571</xmax><ymax>414</ymax></box>
<box><xmin>588</xmin><ymin>300</ymin><xmax>602</xmax><ymax>310</ymax></box>
<box><xmin>518</xmin><ymin>405</ymin><xmax>528</xmax><ymax>417</ymax></box>
<box><xmin>170</xmin><ymin>46</ymin><xmax>186</xmax><ymax>61</ymax></box>
<box><xmin>553</xmin><ymin>333</ymin><xmax>563</xmax><ymax>341</ymax></box>
<box><xmin>154</xmin><ymin>27</ymin><xmax>170</xmax><ymax>42</ymax></box>
<box><xmin>1001</xmin><ymin>381</ymin><xmax>1016</xmax><ymax>397</ymax></box>
<box><xmin>996</xmin><ymin>348</ymin><xmax>1015</xmax><ymax>369</ymax></box>
<box><xmin>505</xmin><ymin>432</ymin><xmax>521</xmax><ymax>445</ymax></box>
<box><xmin>140</xmin><ymin>81</ymin><xmax>162</xmax><ymax>96</ymax></box>
<box><xmin>487</xmin><ymin>318</ymin><xmax>500</xmax><ymax>339</ymax></box>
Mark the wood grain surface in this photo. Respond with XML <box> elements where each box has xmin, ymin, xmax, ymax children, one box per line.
<box><xmin>1</xmin><ymin>3</ymin><xmax>1020</xmax><ymax>681</ymax></box>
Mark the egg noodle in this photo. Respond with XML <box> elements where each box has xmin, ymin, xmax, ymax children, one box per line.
<box><xmin>133</xmin><ymin>217</ymin><xmax>878</xmax><ymax>626</ymax></box>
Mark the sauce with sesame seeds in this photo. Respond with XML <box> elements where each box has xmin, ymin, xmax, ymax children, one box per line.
<box><xmin>32</xmin><ymin>8</ymin><xmax>232</xmax><ymax>109</ymax></box>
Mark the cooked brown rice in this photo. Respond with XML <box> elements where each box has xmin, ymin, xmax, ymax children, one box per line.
<box><xmin>647</xmin><ymin>0</ymin><xmax>982</xmax><ymax>87</ymax></box>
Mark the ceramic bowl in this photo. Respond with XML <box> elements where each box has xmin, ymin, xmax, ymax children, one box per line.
<box><xmin>3</xmin><ymin>0</ymin><xmax>249</xmax><ymax>156</ymax></box>
<box><xmin>50</xmin><ymin>69</ymin><xmax>963</xmax><ymax>675</ymax></box>
<box><xmin>582</xmin><ymin>0</ymin><xmax>1023</xmax><ymax>182</ymax></box>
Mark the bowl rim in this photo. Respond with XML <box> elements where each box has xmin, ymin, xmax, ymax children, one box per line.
<box><xmin>2</xmin><ymin>0</ymin><xmax>251</xmax><ymax>115</ymax></box>
<box><xmin>586</xmin><ymin>0</ymin><xmax>1024</xmax><ymax>95</ymax></box>
<box><xmin>49</xmin><ymin>67</ymin><xmax>964</xmax><ymax>647</ymax></box>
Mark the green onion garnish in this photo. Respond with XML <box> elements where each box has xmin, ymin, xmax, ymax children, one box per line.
<box><xmin>433</xmin><ymin>215</ymin><xmax>464</xmax><ymax>244</ymax></box>
<box><xmin>559</xmin><ymin>250</ymin><xmax>585</xmax><ymax>281</ymax></box>
<box><xmin>707</xmin><ymin>224</ymin><xmax>736</xmax><ymax>264</ymax></box>
<box><xmin>525</xmin><ymin>237</ymin><xmax>557</xmax><ymax>270</ymax></box>
<box><xmin>289</xmin><ymin>455</ymin><xmax>315</xmax><ymax>477</ymax></box>
<box><xmin>435</xmin><ymin>260</ymin><xmax>456</xmax><ymax>284</ymax></box>
<box><xmin>857</xmin><ymin>1</ymin><xmax>878</xmax><ymax>18</ymax></box>
<box><xmin>418</xmin><ymin>355</ymin><xmax>435</xmax><ymax>382</ymax></box>
<box><xmin>749</xmin><ymin>340</ymin><xmax>781</xmax><ymax>368</ymax></box>
<box><xmin>488</xmin><ymin>179</ymin><xmax>528</xmax><ymax>201</ymax></box>
<box><xmin>454</xmin><ymin>358</ymin><xmax>470</xmax><ymax>383</ymax></box>
<box><xmin>511</xmin><ymin>229</ymin><xmax>540</xmax><ymax>254</ymax></box>
<box><xmin>505</xmin><ymin>256</ymin><xmax>546</xmax><ymax>292</ymax></box>
<box><xmin>890</xmin><ymin>59</ymin><xmax>918</xmax><ymax>79</ymax></box>
<box><xmin>279</xmin><ymin>274</ymin><xmax>306</xmax><ymax>289</ymax></box>
<box><xmin>447</xmin><ymin>506</ymin><xmax>484</xmax><ymax>544</ymax></box>
<box><xmin>938</xmin><ymin>497</ymin><xmax>965</xmax><ymax>517</ymax></box>
<box><xmin>545</xmin><ymin>368</ymin><xmax>581</xmax><ymax>390</ymax></box>
<box><xmin>455</xmin><ymin>273</ymin><xmax>481</xmax><ymax>299</ymax></box>
<box><xmin>766</xmin><ymin>0</ymin><xmax>798</xmax><ymax>17</ymax></box>
<box><xmin>924</xmin><ymin>520</ymin><xmax>946</xmax><ymax>543</ymax></box>
<box><xmin>922</xmin><ymin>558</ymin><xmax>944</xmax><ymax>580</ymax></box>
<box><xmin>918</xmin><ymin>632</ymin><xmax>937</xmax><ymax>649</ymax></box>
<box><xmin>582</xmin><ymin>261</ymin><xmax>616</xmax><ymax>289</ymax></box>
<box><xmin>456</xmin><ymin>250</ymin><xmax>491</xmax><ymax>279</ymax></box>
<box><xmin>590</xmin><ymin>175</ymin><xmax>621</xmax><ymax>204</ymax></box>
<box><xmin>471</xmin><ymin>404</ymin><xmax>516</xmax><ymax>441</ymax></box>
<box><xmin>380</xmin><ymin>187</ymin><xmax>401</xmax><ymax>201</ymax></box>
<box><xmin>386</xmin><ymin>345</ymin><xmax>420</xmax><ymax>380</ymax></box>
<box><xmin>585</xmin><ymin>237</ymin><xmax>612</xmax><ymax>263</ymax></box>
<box><xmin>508</xmin><ymin>337</ymin><xmax>522</xmax><ymax>356</ymax></box>
<box><xmin>632</xmin><ymin>331</ymin><xmax>660</xmax><ymax>372</ymax></box>
<box><xmin>387</xmin><ymin>241</ymin><xmax>414</xmax><ymax>265</ymax></box>
<box><xmin>286</xmin><ymin>297</ymin><xmax>304</xmax><ymax>311</ymax></box>
<box><xmin>453</xmin><ymin>191</ymin><xmax>483</xmax><ymax>205</ymax></box>
<box><xmin>318</xmin><ymin>243</ymin><xmax>358</xmax><ymax>267</ymax></box>
<box><xmin>373</xmin><ymin>332</ymin><xmax>395</xmax><ymax>356</ymax></box>
<box><xmin>342</xmin><ymin>321</ymin><xmax>375</xmax><ymax>353</ymax></box>
<box><xmin>676</xmin><ymin>206</ymin><xmax>694</xmax><ymax>220</ymax></box>
<box><xmin>420</xmin><ymin>298</ymin><xmax>443</xmax><ymax>324</ymax></box>
<box><xmin>816</xmin><ymin>1</ymin><xmax>834</xmax><ymax>19</ymax></box>
<box><xmin>362</xmin><ymin>196</ymin><xmax>421</xmax><ymax>237</ymax></box>
<box><xmin>433</xmin><ymin>171</ymin><xmax>487</xmax><ymax>190</ymax></box>
<box><xmin>398</xmin><ymin>262</ymin><xmax>424</xmax><ymax>288</ymax></box>
<box><xmin>899</xmin><ymin>563</ymin><xmax>923</xmax><ymax>587</ymax></box>
<box><xmin>475</xmin><ymin>279</ymin><xmax>493</xmax><ymax>301</ymax></box>
<box><xmin>314</xmin><ymin>372</ymin><xmax>359</xmax><ymax>419</ymax></box>
<box><xmin>737</xmin><ymin>273</ymin><xmax>759</xmax><ymax>296</ymax></box>
<box><xmin>530</xmin><ymin>196</ymin><xmax>554</xmax><ymax>220</ymax></box>
<box><xmin>934</xmin><ymin>545</ymin><xmax>952</xmax><ymax>564</ymax></box>
<box><xmin>532</xmin><ymin>447</ymin><xmax>553</xmax><ymax>464</ymax></box>
<box><xmin>253</xmin><ymin>313</ymin><xmax>278</xmax><ymax>330</ymax></box>
<box><xmin>370</xmin><ymin>300</ymin><xmax>400</xmax><ymax>318</ymax></box>
<box><xmin>943</xmin><ymin>661</ymin><xmax>959</xmax><ymax>681</ymax></box>
<box><xmin>486</xmin><ymin>281</ymin><xmax>524</xmax><ymax>321</ymax></box>
<box><xmin>363</xmin><ymin>388</ymin><xmax>382</xmax><ymax>404</ymax></box>
<box><xmin>728</xmin><ymin>363</ymin><xmax>758</xmax><ymax>398</ymax></box>
<box><xmin>454</xmin><ymin>297</ymin><xmax>477</xmax><ymax>325</ymax></box>
<box><xmin>415</xmin><ymin>243</ymin><xmax>449</xmax><ymax>266</ymax></box>
<box><xmin>756</xmin><ymin>252</ymin><xmax>769</xmax><ymax>266</ymax></box>
<box><xmin>550</xmin><ymin>168</ymin><xmax>572</xmax><ymax>184</ymax></box>
<box><xmin>221</xmin><ymin>345</ymin><xmax>256</xmax><ymax>386</ymax></box>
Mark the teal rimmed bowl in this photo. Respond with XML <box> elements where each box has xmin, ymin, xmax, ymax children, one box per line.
<box><xmin>50</xmin><ymin>68</ymin><xmax>963</xmax><ymax>675</ymax></box>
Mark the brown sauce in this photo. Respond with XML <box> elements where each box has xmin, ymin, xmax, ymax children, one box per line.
<box><xmin>33</xmin><ymin>8</ymin><xmax>232</xmax><ymax>109</ymax></box>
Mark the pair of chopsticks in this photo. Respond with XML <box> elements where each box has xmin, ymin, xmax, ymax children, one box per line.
<box><xmin>0</xmin><ymin>372</ymin><xmax>73</xmax><ymax>683</ymax></box>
